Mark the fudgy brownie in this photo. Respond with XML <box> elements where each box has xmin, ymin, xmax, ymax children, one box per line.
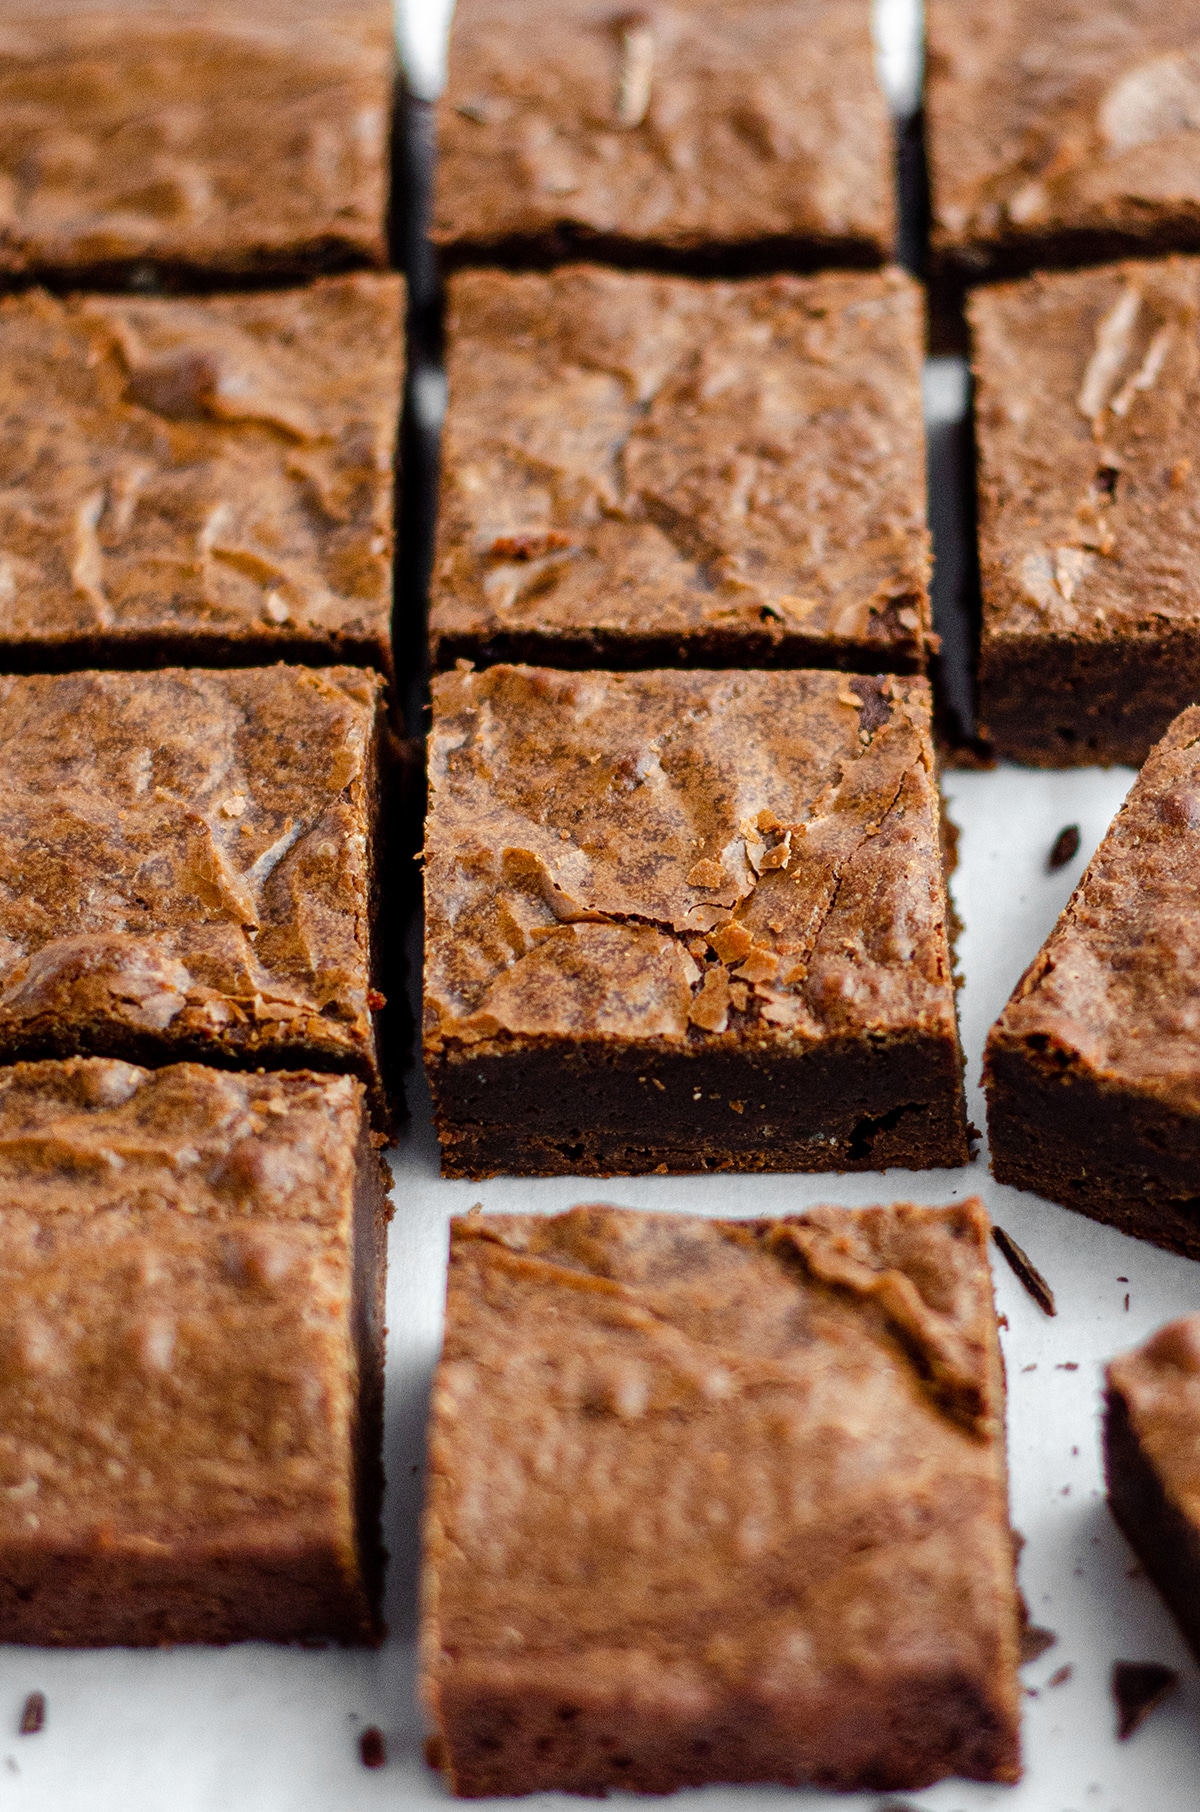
<box><xmin>433</xmin><ymin>0</ymin><xmax>894</xmax><ymax>271</ymax></box>
<box><xmin>0</xmin><ymin>0</ymin><xmax>394</xmax><ymax>282</ymax></box>
<box><xmin>1106</xmin><ymin>1315</ymin><xmax>1200</xmax><ymax>1666</ymax></box>
<box><xmin>0</xmin><ymin>276</ymin><xmax>402</xmax><ymax>675</ymax></box>
<box><xmin>430</xmin><ymin>266</ymin><xmax>933</xmax><ymax>674</ymax></box>
<box><xmin>972</xmin><ymin>258</ymin><xmax>1200</xmax><ymax>766</ymax></box>
<box><xmin>927</xmin><ymin>0</ymin><xmax>1200</xmax><ymax>284</ymax></box>
<box><xmin>985</xmin><ymin>705</ymin><xmax>1200</xmax><ymax>1255</ymax></box>
<box><xmin>0</xmin><ymin>665</ymin><xmax>389</xmax><ymax>1117</ymax></box>
<box><xmin>423</xmin><ymin>665</ymin><xmax>968</xmax><ymax>1177</ymax></box>
<box><xmin>0</xmin><ymin>1056</ymin><xmax>390</xmax><ymax>1646</ymax></box>
<box><xmin>421</xmin><ymin>1201</ymin><xmax>1023</xmax><ymax>1796</ymax></box>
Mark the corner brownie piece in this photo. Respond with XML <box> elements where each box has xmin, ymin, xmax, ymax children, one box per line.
<box><xmin>1106</xmin><ymin>1315</ymin><xmax>1200</xmax><ymax>1665</ymax></box>
<box><xmin>0</xmin><ymin>275</ymin><xmax>402</xmax><ymax>676</ymax></box>
<box><xmin>423</xmin><ymin>665</ymin><xmax>968</xmax><ymax>1177</ymax></box>
<box><xmin>0</xmin><ymin>665</ymin><xmax>389</xmax><ymax>1117</ymax></box>
<box><xmin>972</xmin><ymin>258</ymin><xmax>1200</xmax><ymax>766</ymax></box>
<box><xmin>430</xmin><ymin>266</ymin><xmax>933</xmax><ymax>675</ymax></box>
<box><xmin>0</xmin><ymin>1057</ymin><xmax>390</xmax><ymax>1645</ymax></box>
<box><xmin>985</xmin><ymin>706</ymin><xmax>1200</xmax><ymax>1255</ymax></box>
<box><xmin>0</xmin><ymin>0</ymin><xmax>394</xmax><ymax>281</ymax></box>
<box><xmin>421</xmin><ymin>1202</ymin><xmax>1023</xmax><ymax>1796</ymax></box>
<box><xmin>927</xmin><ymin>0</ymin><xmax>1200</xmax><ymax>284</ymax></box>
<box><xmin>433</xmin><ymin>0</ymin><xmax>894</xmax><ymax>271</ymax></box>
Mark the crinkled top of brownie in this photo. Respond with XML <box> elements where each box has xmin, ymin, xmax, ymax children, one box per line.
<box><xmin>1109</xmin><ymin>1313</ymin><xmax>1200</xmax><ymax>1523</ymax></box>
<box><xmin>0</xmin><ymin>275</ymin><xmax>401</xmax><ymax>659</ymax></box>
<box><xmin>972</xmin><ymin>258</ymin><xmax>1200</xmax><ymax>645</ymax></box>
<box><xmin>989</xmin><ymin>704</ymin><xmax>1200</xmax><ymax>1113</ymax></box>
<box><xmin>424</xmin><ymin>665</ymin><xmax>958</xmax><ymax>1055</ymax></box>
<box><xmin>423</xmin><ymin>1202</ymin><xmax>1020</xmax><ymax>1742</ymax></box>
<box><xmin>0</xmin><ymin>0</ymin><xmax>393</xmax><ymax>275</ymax></box>
<box><xmin>0</xmin><ymin>1057</ymin><xmax>368</xmax><ymax>1222</ymax></box>
<box><xmin>0</xmin><ymin>664</ymin><xmax>381</xmax><ymax>1072</ymax></box>
<box><xmin>433</xmin><ymin>266</ymin><xmax>931</xmax><ymax>665</ymax></box>
<box><xmin>928</xmin><ymin>0</ymin><xmax>1200</xmax><ymax>261</ymax></box>
<box><xmin>434</xmin><ymin>0</ymin><xmax>893</xmax><ymax>257</ymax></box>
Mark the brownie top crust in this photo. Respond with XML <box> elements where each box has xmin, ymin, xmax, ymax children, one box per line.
<box><xmin>0</xmin><ymin>276</ymin><xmax>401</xmax><ymax>669</ymax></box>
<box><xmin>433</xmin><ymin>0</ymin><xmax>894</xmax><ymax>263</ymax></box>
<box><xmin>1108</xmin><ymin>1314</ymin><xmax>1200</xmax><ymax>1524</ymax></box>
<box><xmin>987</xmin><ymin>704</ymin><xmax>1200</xmax><ymax>1115</ymax></box>
<box><xmin>927</xmin><ymin>0</ymin><xmax>1200</xmax><ymax>269</ymax></box>
<box><xmin>0</xmin><ymin>664</ymin><xmax>382</xmax><ymax>1080</ymax></box>
<box><xmin>424</xmin><ymin>665</ymin><xmax>958</xmax><ymax>1059</ymax></box>
<box><xmin>0</xmin><ymin>1057</ymin><xmax>377</xmax><ymax>1569</ymax></box>
<box><xmin>0</xmin><ymin>0</ymin><xmax>394</xmax><ymax>278</ymax></box>
<box><xmin>432</xmin><ymin>265</ymin><xmax>932</xmax><ymax>670</ymax></box>
<box><xmin>0</xmin><ymin>1057</ymin><xmax>369</xmax><ymax>1222</ymax></box>
<box><xmin>422</xmin><ymin>1201</ymin><xmax>1022</xmax><ymax>1790</ymax></box>
<box><xmin>971</xmin><ymin>258</ymin><xmax>1200</xmax><ymax>649</ymax></box>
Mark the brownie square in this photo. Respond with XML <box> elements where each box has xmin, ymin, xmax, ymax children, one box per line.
<box><xmin>971</xmin><ymin>257</ymin><xmax>1200</xmax><ymax>767</ymax></box>
<box><xmin>433</xmin><ymin>0</ymin><xmax>894</xmax><ymax>271</ymax></box>
<box><xmin>0</xmin><ymin>1056</ymin><xmax>390</xmax><ymax>1646</ymax></box>
<box><xmin>0</xmin><ymin>0</ymin><xmax>394</xmax><ymax>282</ymax></box>
<box><xmin>423</xmin><ymin>665</ymin><xmax>968</xmax><ymax>1177</ymax></box>
<box><xmin>1106</xmin><ymin>1315</ymin><xmax>1200</xmax><ymax>1666</ymax></box>
<box><xmin>0</xmin><ymin>665</ymin><xmax>389</xmax><ymax>1117</ymax></box>
<box><xmin>430</xmin><ymin>266</ymin><xmax>933</xmax><ymax>675</ymax></box>
<box><xmin>927</xmin><ymin>0</ymin><xmax>1200</xmax><ymax>284</ymax></box>
<box><xmin>420</xmin><ymin>1201</ymin><xmax>1023</xmax><ymax>1796</ymax></box>
<box><xmin>0</xmin><ymin>275</ymin><xmax>401</xmax><ymax>676</ymax></box>
<box><xmin>985</xmin><ymin>705</ymin><xmax>1200</xmax><ymax>1254</ymax></box>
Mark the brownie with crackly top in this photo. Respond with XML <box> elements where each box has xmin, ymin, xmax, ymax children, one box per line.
<box><xmin>985</xmin><ymin>706</ymin><xmax>1200</xmax><ymax>1253</ymax></box>
<box><xmin>972</xmin><ymin>257</ymin><xmax>1200</xmax><ymax>766</ymax></box>
<box><xmin>431</xmin><ymin>265</ymin><xmax>933</xmax><ymax>675</ymax></box>
<box><xmin>0</xmin><ymin>275</ymin><xmax>401</xmax><ymax>677</ymax></box>
<box><xmin>0</xmin><ymin>665</ymin><xmax>390</xmax><ymax>1120</ymax></box>
<box><xmin>0</xmin><ymin>0</ymin><xmax>394</xmax><ymax>283</ymax></box>
<box><xmin>927</xmin><ymin>0</ymin><xmax>1200</xmax><ymax>288</ymax></box>
<box><xmin>420</xmin><ymin>1201</ymin><xmax>1023</xmax><ymax>1795</ymax></box>
<box><xmin>422</xmin><ymin>665</ymin><xmax>968</xmax><ymax>1177</ymax></box>
<box><xmin>433</xmin><ymin>0</ymin><xmax>893</xmax><ymax>272</ymax></box>
<box><xmin>0</xmin><ymin>1056</ymin><xmax>390</xmax><ymax>1645</ymax></box>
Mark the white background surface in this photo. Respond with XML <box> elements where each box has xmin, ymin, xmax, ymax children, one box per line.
<box><xmin>2</xmin><ymin>2</ymin><xmax>1199</xmax><ymax>1808</ymax></box>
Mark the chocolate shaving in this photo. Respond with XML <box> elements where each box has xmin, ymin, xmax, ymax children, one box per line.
<box><xmin>992</xmin><ymin>1226</ymin><xmax>1057</xmax><ymax>1316</ymax></box>
<box><xmin>18</xmin><ymin>1694</ymin><xmax>44</xmax><ymax>1736</ymax></box>
<box><xmin>359</xmin><ymin>1726</ymin><xmax>386</xmax><ymax>1769</ymax></box>
<box><xmin>1113</xmin><ymin>1660</ymin><xmax>1178</xmax><ymax>1739</ymax></box>
<box><xmin>1047</xmin><ymin>1663</ymin><xmax>1073</xmax><ymax>1688</ymax></box>
<box><xmin>1020</xmin><ymin>1625</ymin><xmax>1057</xmax><ymax>1664</ymax></box>
<box><xmin>1047</xmin><ymin>824</ymin><xmax>1081</xmax><ymax>871</ymax></box>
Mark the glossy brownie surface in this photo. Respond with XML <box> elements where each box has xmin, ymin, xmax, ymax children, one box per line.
<box><xmin>421</xmin><ymin>1202</ymin><xmax>1022</xmax><ymax>1796</ymax></box>
<box><xmin>0</xmin><ymin>1057</ymin><xmax>389</xmax><ymax>1645</ymax></box>
<box><xmin>0</xmin><ymin>665</ymin><xmax>385</xmax><ymax>1100</ymax></box>
<box><xmin>0</xmin><ymin>276</ymin><xmax>401</xmax><ymax>674</ymax></box>
<box><xmin>972</xmin><ymin>258</ymin><xmax>1200</xmax><ymax>765</ymax></box>
<box><xmin>0</xmin><ymin>0</ymin><xmax>393</xmax><ymax>279</ymax></box>
<box><xmin>434</xmin><ymin>0</ymin><xmax>893</xmax><ymax>267</ymax></box>
<box><xmin>431</xmin><ymin>266</ymin><xmax>932</xmax><ymax>673</ymax></box>
<box><xmin>928</xmin><ymin>0</ymin><xmax>1200</xmax><ymax>277</ymax></box>
<box><xmin>424</xmin><ymin>665</ymin><xmax>967</xmax><ymax>1175</ymax></box>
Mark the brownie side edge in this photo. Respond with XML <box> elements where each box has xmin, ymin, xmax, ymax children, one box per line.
<box><xmin>429</xmin><ymin>623</ymin><xmax>927</xmax><ymax>678</ymax></box>
<box><xmin>1105</xmin><ymin>1379</ymin><xmax>1200</xmax><ymax>1668</ymax></box>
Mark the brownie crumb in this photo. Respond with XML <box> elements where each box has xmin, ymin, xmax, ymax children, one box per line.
<box><xmin>992</xmin><ymin>1226</ymin><xmax>1056</xmax><ymax>1316</ymax></box>
<box><xmin>1020</xmin><ymin>1625</ymin><xmax>1057</xmax><ymax>1663</ymax></box>
<box><xmin>18</xmin><ymin>1694</ymin><xmax>44</xmax><ymax>1736</ymax></box>
<box><xmin>359</xmin><ymin>1726</ymin><xmax>386</xmax><ymax>1769</ymax></box>
<box><xmin>1047</xmin><ymin>825</ymin><xmax>1081</xmax><ymax>872</ymax></box>
<box><xmin>1056</xmin><ymin>1362</ymin><xmax>1079</xmax><ymax>1371</ymax></box>
<box><xmin>1047</xmin><ymin>1664</ymin><xmax>1073</xmax><ymax>1688</ymax></box>
<box><xmin>1113</xmin><ymin>1661</ymin><xmax>1178</xmax><ymax>1739</ymax></box>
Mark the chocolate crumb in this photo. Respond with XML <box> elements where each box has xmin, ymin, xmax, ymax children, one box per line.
<box><xmin>359</xmin><ymin>1726</ymin><xmax>386</xmax><ymax>1769</ymax></box>
<box><xmin>1117</xmin><ymin>1276</ymin><xmax>1128</xmax><ymax>1282</ymax></box>
<box><xmin>1048</xmin><ymin>1664</ymin><xmax>1073</xmax><ymax>1688</ymax></box>
<box><xmin>1020</xmin><ymin>1624</ymin><xmax>1057</xmax><ymax>1663</ymax></box>
<box><xmin>1056</xmin><ymin>1362</ymin><xmax>1079</xmax><ymax>1370</ymax></box>
<box><xmin>18</xmin><ymin>1694</ymin><xmax>43</xmax><ymax>1736</ymax></box>
<box><xmin>992</xmin><ymin>1225</ymin><xmax>1057</xmax><ymax>1315</ymax></box>
<box><xmin>1048</xmin><ymin>824</ymin><xmax>1081</xmax><ymax>871</ymax></box>
<box><xmin>1125</xmin><ymin>1293</ymin><xmax>1130</xmax><ymax>1311</ymax></box>
<box><xmin>1113</xmin><ymin>1660</ymin><xmax>1178</xmax><ymax>1738</ymax></box>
